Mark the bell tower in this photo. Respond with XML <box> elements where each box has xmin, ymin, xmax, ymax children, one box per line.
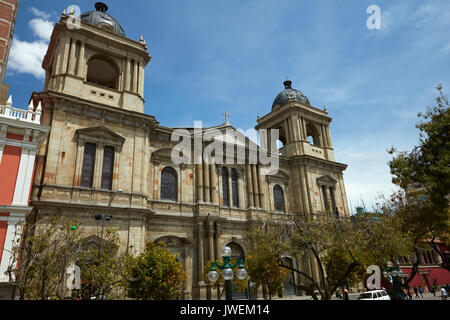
<box><xmin>256</xmin><ymin>80</ymin><xmax>349</xmax><ymax>216</ymax></box>
<box><xmin>42</xmin><ymin>2</ymin><xmax>151</xmax><ymax>113</ymax></box>
<box><xmin>256</xmin><ymin>80</ymin><xmax>335</xmax><ymax>161</ymax></box>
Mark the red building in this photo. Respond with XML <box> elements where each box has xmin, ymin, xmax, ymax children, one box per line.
<box><xmin>0</xmin><ymin>97</ymin><xmax>49</xmax><ymax>299</ymax></box>
<box><xmin>399</xmin><ymin>241</ymin><xmax>450</xmax><ymax>292</ymax></box>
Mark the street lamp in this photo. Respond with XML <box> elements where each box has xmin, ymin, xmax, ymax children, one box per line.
<box><xmin>95</xmin><ymin>189</ymin><xmax>122</xmax><ymax>254</ymax></box>
<box><xmin>207</xmin><ymin>246</ymin><xmax>248</xmax><ymax>300</ymax></box>
<box><xmin>383</xmin><ymin>261</ymin><xmax>404</xmax><ymax>298</ymax></box>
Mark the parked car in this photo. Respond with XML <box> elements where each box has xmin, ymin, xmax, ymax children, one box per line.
<box><xmin>357</xmin><ymin>290</ymin><xmax>390</xmax><ymax>300</ymax></box>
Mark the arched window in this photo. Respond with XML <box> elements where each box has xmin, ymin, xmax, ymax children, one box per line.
<box><xmin>227</xmin><ymin>242</ymin><xmax>247</xmax><ymax>300</ymax></box>
<box><xmin>306</xmin><ymin>123</ymin><xmax>321</xmax><ymax>146</ymax></box>
<box><xmin>231</xmin><ymin>168</ymin><xmax>239</xmax><ymax>208</ymax></box>
<box><xmin>273</xmin><ymin>185</ymin><xmax>285</xmax><ymax>212</ymax></box>
<box><xmin>222</xmin><ymin>167</ymin><xmax>229</xmax><ymax>207</ymax></box>
<box><xmin>86</xmin><ymin>55</ymin><xmax>119</xmax><ymax>89</ymax></box>
<box><xmin>161</xmin><ymin>167</ymin><xmax>177</xmax><ymax>202</ymax></box>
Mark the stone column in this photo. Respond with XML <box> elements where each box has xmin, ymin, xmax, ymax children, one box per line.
<box><xmin>211</xmin><ymin>163</ymin><xmax>218</xmax><ymax>204</ymax></box>
<box><xmin>196</xmin><ymin>223</ymin><xmax>205</xmax><ymax>283</ymax></box>
<box><xmin>257</xmin><ymin>165</ymin><xmax>265</xmax><ymax>210</ymax></box>
<box><xmin>252</xmin><ymin>165</ymin><xmax>260</xmax><ymax>208</ymax></box>
<box><xmin>76</xmin><ymin>41</ymin><xmax>86</xmax><ymax>77</ymax></box>
<box><xmin>207</xmin><ymin>221</ymin><xmax>214</xmax><ymax>261</ymax></box>
<box><xmin>124</xmin><ymin>58</ymin><xmax>131</xmax><ymax>91</ymax></box>
<box><xmin>60</xmin><ymin>36</ymin><xmax>71</xmax><ymax>75</ymax></box>
<box><xmin>67</xmin><ymin>39</ymin><xmax>77</xmax><ymax>75</ymax></box>
<box><xmin>133</xmin><ymin>60</ymin><xmax>138</xmax><ymax>93</ymax></box>
<box><xmin>246</xmin><ymin>164</ymin><xmax>254</xmax><ymax>208</ymax></box>
<box><xmin>112</xmin><ymin>147</ymin><xmax>121</xmax><ymax>190</ymax></box>
<box><xmin>203</xmin><ymin>163</ymin><xmax>210</xmax><ymax>203</ymax></box>
<box><xmin>196</xmin><ymin>164</ymin><xmax>203</xmax><ymax>203</ymax></box>
<box><xmin>138</xmin><ymin>61</ymin><xmax>145</xmax><ymax>96</ymax></box>
<box><xmin>93</xmin><ymin>143</ymin><xmax>104</xmax><ymax>189</ymax></box>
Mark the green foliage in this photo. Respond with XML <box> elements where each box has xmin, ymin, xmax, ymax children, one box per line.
<box><xmin>246</xmin><ymin>226</ymin><xmax>289</xmax><ymax>299</ymax></box>
<box><xmin>8</xmin><ymin>215</ymin><xmax>83</xmax><ymax>300</ymax></box>
<box><xmin>126</xmin><ymin>241</ymin><xmax>186</xmax><ymax>300</ymax></box>
<box><xmin>388</xmin><ymin>84</ymin><xmax>450</xmax><ymax>268</ymax></box>
<box><xmin>75</xmin><ymin>227</ymin><xmax>129</xmax><ymax>300</ymax></box>
<box><xmin>248</xmin><ymin>212</ymin><xmax>412</xmax><ymax>300</ymax></box>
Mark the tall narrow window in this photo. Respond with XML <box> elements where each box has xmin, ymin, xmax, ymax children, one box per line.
<box><xmin>81</xmin><ymin>142</ymin><xmax>96</xmax><ymax>188</ymax></box>
<box><xmin>161</xmin><ymin>167</ymin><xmax>177</xmax><ymax>201</ymax></box>
<box><xmin>329</xmin><ymin>187</ymin><xmax>337</xmax><ymax>215</ymax></box>
<box><xmin>321</xmin><ymin>185</ymin><xmax>329</xmax><ymax>212</ymax></box>
<box><xmin>101</xmin><ymin>146</ymin><xmax>115</xmax><ymax>190</ymax></box>
<box><xmin>231</xmin><ymin>169</ymin><xmax>239</xmax><ymax>208</ymax></box>
<box><xmin>273</xmin><ymin>185</ymin><xmax>285</xmax><ymax>212</ymax></box>
<box><xmin>222</xmin><ymin>167</ymin><xmax>229</xmax><ymax>207</ymax></box>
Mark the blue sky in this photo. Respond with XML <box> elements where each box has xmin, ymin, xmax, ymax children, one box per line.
<box><xmin>5</xmin><ymin>0</ymin><xmax>450</xmax><ymax>212</ymax></box>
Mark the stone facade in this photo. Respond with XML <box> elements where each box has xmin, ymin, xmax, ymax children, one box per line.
<box><xmin>30</xmin><ymin>5</ymin><xmax>350</xmax><ymax>300</ymax></box>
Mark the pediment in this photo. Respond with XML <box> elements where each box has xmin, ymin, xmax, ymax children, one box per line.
<box><xmin>317</xmin><ymin>174</ymin><xmax>338</xmax><ymax>186</ymax></box>
<box><xmin>80</xmin><ymin>234</ymin><xmax>118</xmax><ymax>251</ymax></box>
<box><xmin>76</xmin><ymin>126</ymin><xmax>125</xmax><ymax>148</ymax></box>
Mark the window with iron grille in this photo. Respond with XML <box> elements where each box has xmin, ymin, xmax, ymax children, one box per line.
<box><xmin>231</xmin><ymin>168</ymin><xmax>239</xmax><ymax>208</ymax></box>
<box><xmin>273</xmin><ymin>184</ymin><xmax>285</xmax><ymax>212</ymax></box>
<box><xmin>101</xmin><ymin>146</ymin><xmax>115</xmax><ymax>190</ymax></box>
<box><xmin>161</xmin><ymin>167</ymin><xmax>177</xmax><ymax>201</ymax></box>
<box><xmin>222</xmin><ymin>167</ymin><xmax>229</xmax><ymax>207</ymax></box>
<box><xmin>81</xmin><ymin>142</ymin><xmax>96</xmax><ymax>188</ymax></box>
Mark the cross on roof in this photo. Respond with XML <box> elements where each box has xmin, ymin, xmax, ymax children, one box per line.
<box><xmin>223</xmin><ymin>111</ymin><xmax>230</xmax><ymax>124</ymax></box>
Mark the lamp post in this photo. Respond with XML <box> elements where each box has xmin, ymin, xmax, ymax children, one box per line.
<box><xmin>207</xmin><ymin>246</ymin><xmax>248</xmax><ymax>300</ymax></box>
<box><xmin>383</xmin><ymin>261</ymin><xmax>404</xmax><ymax>298</ymax></box>
<box><xmin>94</xmin><ymin>189</ymin><xmax>122</xmax><ymax>254</ymax></box>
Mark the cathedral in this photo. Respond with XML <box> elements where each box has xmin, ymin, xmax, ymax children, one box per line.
<box><xmin>29</xmin><ymin>3</ymin><xmax>350</xmax><ymax>299</ymax></box>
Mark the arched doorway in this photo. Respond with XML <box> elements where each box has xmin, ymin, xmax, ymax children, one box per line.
<box><xmin>227</xmin><ymin>242</ymin><xmax>247</xmax><ymax>300</ymax></box>
<box><xmin>282</xmin><ymin>257</ymin><xmax>296</xmax><ymax>296</ymax></box>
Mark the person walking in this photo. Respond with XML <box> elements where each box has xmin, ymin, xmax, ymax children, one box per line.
<box><xmin>441</xmin><ymin>286</ymin><xmax>448</xmax><ymax>300</ymax></box>
<box><xmin>418</xmin><ymin>286</ymin><xmax>423</xmax><ymax>298</ymax></box>
<box><xmin>343</xmin><ymin>288</ymin><xmax>349</xmax><ymax>301</ymax></box>
<box><xmin>431</xmin><ymin>285</ymin><xmax>436</xmax><ymax>296</ymax></box>
<box><xmin>413</xmin><ymin>286</ymin><xmax>419</xmax><ymax>298</ymax></box>
<box><xmin>402</xmin><ymin>288</ymin><xmax>407</xmax><ymax>300</ymax></box>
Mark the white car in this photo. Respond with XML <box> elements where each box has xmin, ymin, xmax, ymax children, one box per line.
<box><xmin>358</xmin><ymin>290</ymin><xmax>391</xmax><ymax>300</ymax></box>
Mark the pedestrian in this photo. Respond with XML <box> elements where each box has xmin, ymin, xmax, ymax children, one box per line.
<box><xmin>407</xmin><ymin>289</ymin><xmax>413</xmax><ymax>300</ymax></box>
<box><xmin>343</xmin><ymin>288</ymin><xmax>349</xmax><ymax>301</ymax></box>
<box><xmin>441</xmin><ymin>286</ymin><xmax>448</xmax><ymax>300</ymax></box>
<box><xmin>413</xmin><ymin>286</ymin><xmax>419</xmax><ymax>298</ymax></box>
<box><xmin>402</xmin><ymin>288</ymin><xmax>407</xmax><ymax>300</ymax></box>
<box><xmin>418</xmin><ymin>286</ymin><xmax>423</xmax><ymax>298</ymax></box>
<box><xmin>431</xmin><ymin>285</ymin><xmax>436</xmax><ymax>296</ymax></box>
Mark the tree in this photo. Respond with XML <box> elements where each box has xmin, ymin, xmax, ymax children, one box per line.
<box><xmin>7</xmin><ymin>215</ymin><xmax>83</xmax><ymax>300</ymax></box>
<box><xmin>247</xmin><ymin>226</ymin><xmax>289</xmax><ymax>300</ymax></box>
<box><xmin>75</xmin><ymin>227</ymin><xmax>130</xmax><ymax>300</ymax></box>
<box><xmin>125</xmin><ymin>241</ymin><xmax>186</xmax><ymax>300</ymax></box>
<box><xmin>249</xmin><ymin>212</ymin><xmax>411</xmax><ymax>300</ymax></box>
<box><xmin>388</xmin><ymin>84</ymin><xmax>450</xmax><ymax>270</ymax></box>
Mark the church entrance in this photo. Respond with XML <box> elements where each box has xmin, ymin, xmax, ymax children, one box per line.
<box><xmin>227</xmin><ymin>242</ymin><xmax>248</xmax><ymax>300</ymax></box>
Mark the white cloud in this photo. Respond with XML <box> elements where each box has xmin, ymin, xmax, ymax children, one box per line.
<box><xmin>8</xmin><ymin>7</ymin><xmax>54</xmax><ymax>79</ymax></box>
<box><xmin>9</xmin><ymin>39</ymin><xmax>48</xmax><ymax>79</ymax></box>
<box><xmin>29</xmin><ymin>18</ymin><xmax>54</xmax><ymax>41</ymax></box>
<box><xmin>29</xmin><ymin>7</ymin><xmax>51</xmax><ymax>20</ymax></box>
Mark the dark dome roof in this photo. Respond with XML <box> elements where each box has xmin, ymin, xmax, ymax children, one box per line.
<box><xmin>272</xmin><ymin>80</ymin><xmax>310</xmax><ymax>110</ymax></box>
<box><xmin>80</xmin><ymin>2</ymin><xmax>125</xmax><ymax>37</ymax></box>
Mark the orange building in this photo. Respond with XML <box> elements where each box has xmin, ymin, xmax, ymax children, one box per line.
<box><xmin>0</xmin><ymin>0</ymin><xmax>19</xmax><ymax>104</ymax></box>
<box><xmin>0</xmin><ymin>96</ymin><xmax>49</xmax><ymax>298</ymax></box>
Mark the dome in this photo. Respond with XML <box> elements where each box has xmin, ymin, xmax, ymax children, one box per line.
<box><xmin>80</xmin><ymin>2</ymin><xmax>126</xmax><ymax>37</ymax></box>
<box><xmin>272</xmin><ymin>80</ymin><xmax>310</xmax><ymax>110</ymax></box>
